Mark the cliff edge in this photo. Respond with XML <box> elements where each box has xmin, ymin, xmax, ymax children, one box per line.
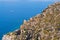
<box><xmin>2</xmin><ymin>2</ymin><xmax>60</xmax><ymax>40</ymax></box>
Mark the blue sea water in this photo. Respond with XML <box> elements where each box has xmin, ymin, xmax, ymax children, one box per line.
<box><xmin>0</xmin><ymin>1</ymin><xmax>55</xmax><ymax>40</ymax></box>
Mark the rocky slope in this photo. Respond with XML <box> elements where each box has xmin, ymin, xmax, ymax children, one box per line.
<box><xmin>2</xmin><ymin>2</ymin><xmax>60</xmax><ymax>40</ymax></box>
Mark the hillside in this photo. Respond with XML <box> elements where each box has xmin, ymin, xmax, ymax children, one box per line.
<box><xmin>2</xmin><ymin>2</ymin><xmax>60</xmax><ymax>40</ymax></box>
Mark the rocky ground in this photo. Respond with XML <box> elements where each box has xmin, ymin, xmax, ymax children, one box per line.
<box><xmin>2</xmin><ymin>2</ymin><xmax>60</xmax><ymax>40</ymax></box>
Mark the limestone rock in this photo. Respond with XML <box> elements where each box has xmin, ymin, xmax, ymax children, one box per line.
<box><xmin>2</xmin><ymin>2</ymin><xmax>60</xmax><ymax>40</ymax></box>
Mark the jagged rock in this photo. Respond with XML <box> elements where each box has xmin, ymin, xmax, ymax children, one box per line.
<box><xmin>2</xmin><ymin>2</ymin><xmax>60</xmax><ymax>40</ymax></box>
<box><xmin>24</xmin><ymin>20</ymin><xmax>27</xmax><ymax>24</ymax></box>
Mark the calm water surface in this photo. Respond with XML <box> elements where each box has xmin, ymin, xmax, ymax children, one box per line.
<box><xmin>0</xmin><ymin>1</ymin><xmax>54</xmax><ymax>40</ymax></box>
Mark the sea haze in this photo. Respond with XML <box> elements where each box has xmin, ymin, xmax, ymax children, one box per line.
<box><xmin>0</xmin><ymin>1</ymin><xmax>54</xmax><ymax>40</ymax></box>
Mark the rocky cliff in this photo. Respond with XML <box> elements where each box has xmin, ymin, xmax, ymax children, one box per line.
<box><xmin>2</xmin><ymin>2</ymin><xmax>60</xmax><ymax>40</ymax></box>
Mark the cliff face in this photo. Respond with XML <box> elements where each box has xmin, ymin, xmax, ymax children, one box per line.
<box><xmin>2</xmin><ymin>2</ymin><xmax>60</xmax><ymax>40</ymax></box>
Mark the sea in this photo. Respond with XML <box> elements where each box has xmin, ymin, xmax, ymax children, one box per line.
<box><xmin>0</xmin><ymin>1</ymin><xmax>55</xmax><ymax>40</ymax></box>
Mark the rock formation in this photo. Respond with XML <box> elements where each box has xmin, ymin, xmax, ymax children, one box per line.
<box><xmin>2</xmin><ymin>2</ymin><xmax>60</xmax><ymax>40</ymax></box>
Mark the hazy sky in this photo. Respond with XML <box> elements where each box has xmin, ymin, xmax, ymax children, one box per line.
<box><xmin>0</xmin><ymin>0</ymin><xmax>60</xmax><ymax>2</ymax></box>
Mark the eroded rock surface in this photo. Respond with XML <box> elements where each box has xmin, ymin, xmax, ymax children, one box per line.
<box><xmin>2</xmin><ymin>2</ymin><xmax>60</xmax><ymax>40</ymax></box>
